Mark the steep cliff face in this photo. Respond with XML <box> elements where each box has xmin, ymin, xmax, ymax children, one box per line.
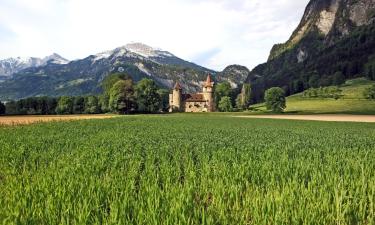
<box><xmin>270</xmin><ymin>0</ymin><xmax>375</xmax><ymax>61</ymax></box>
<box><xmin>216</xmin><ymin>65</ymin><xmax>250</xmax><ymax>88</ymax></box>
<box><xmin>248</xmin><ymin>0</ymin><xmax>375</xmax><ymax>102</ymax></box>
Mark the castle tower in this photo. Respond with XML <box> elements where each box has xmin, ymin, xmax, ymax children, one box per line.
<box><xmin>169</xmin><ymin>82</ymin><xmax>182</xmax><ymax>112</ymax></box>
<box><xmin>203</xmin><ymin>74</ymin><xmax>215</xmax><ymax>112</ymax></box>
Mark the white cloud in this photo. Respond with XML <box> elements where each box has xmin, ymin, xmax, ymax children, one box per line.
<box><xmin>0</xmin><ymin>0</ymin><xmax>310</xmax><ymax>70</ymax></box>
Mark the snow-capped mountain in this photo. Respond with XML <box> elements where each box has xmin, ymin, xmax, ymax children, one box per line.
<box><xmin>0</xmin><ymin>43</ymin><xmax>244</xmax><ymax>100</ymax></box>
<box><xmin>93</xmin><ymin>43</ymin><xmax>173</xmax><ymax>61</ymax></box>
<box><xmin>92</xmin><ymin>43</ymin><xmax>204</xmax><ymax>70</ymax></box>
<box><xmin>0</xmin><ymin>53</ymin><xmax>69</xmax><ymax>79</ymax></box>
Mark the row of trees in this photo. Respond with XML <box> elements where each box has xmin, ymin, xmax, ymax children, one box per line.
<box><xmin>214</xmin><ymin>82</ymin><xmax>252</xmax><ymax>112</ymax></box>
<box><xmin>302</xmin><ymin>87</ymin><xmax>343</xmax><ymax>99</ymax></box>
<box><xmin>1</xmin><ymin>74</ymin><xmax>169</xmax><ymax>115</ymax></box>
<box><xmin>0</xmin><ymin>74</ymin><xmax>289</xmax><ymax>115</ymax></box>
<box><xmin>3</xmin><ymin>96</ymin><xmax>104</xmax><ymax>115</ymax></box>
<box><xmin>213</xmin><ymin>82</ymin><xmax>286</xmax><ymax>113</ymax></box>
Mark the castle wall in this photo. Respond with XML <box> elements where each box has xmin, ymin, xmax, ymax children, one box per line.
<box><xmin>184</xmin><ymin>101</ymin><xmax>209</xmax><ymax>112</ymax></box>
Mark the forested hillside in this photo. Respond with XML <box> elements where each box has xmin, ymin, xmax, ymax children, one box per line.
<box><xmin>247</xmin><ymin>0</ymin><xmax>375</xmax><ymax>102</ymax></box>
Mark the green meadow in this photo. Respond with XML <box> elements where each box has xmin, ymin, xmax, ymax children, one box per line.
<box><xmin>252</xmin><ymin>78</ymin><xmax>375</xmax><ymax>115</ymax></box>
<box><xmin>0</xmin><ymin>115</ymin><xmax>374</xmax><ymax>224</ymax></box>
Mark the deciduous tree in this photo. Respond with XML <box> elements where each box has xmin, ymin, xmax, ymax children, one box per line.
<box><xmin>109</xmin><ymin>80</ymin><xmax>136</xmax><ymax>114</ymax></box>
<box><xmin>218</xmin><ymin>96</ymin><xmax>233</xmax><ymax>112</ymax></box>
<box><xmin>56</xmin><ymin>96</ymin><xmax>74</xmax><ymax>114</ymax></box>
<box><xmin>135</xmin><ymin>79</ymin><xmax>161</xmax><ymax>113</ymax></box>
<box><xmin>265</xmin><ymin>87</ymin><xmax>286</xmax><ymax>113</ymax></box>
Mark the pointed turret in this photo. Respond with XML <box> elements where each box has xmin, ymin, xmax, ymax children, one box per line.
<box><xmin>204</xmin><ymin>74</ymin><xmax>213</xmax><ymax>88</ymax></box>
<box><xmin>202</xmin><ymin>74</ymin><xmax>215</xmax><ymax>112</ymax></box>
<box><xmin>174</xmin><ymin>81</ymin><xmax>182</xmax><ymax>90</ymax></box>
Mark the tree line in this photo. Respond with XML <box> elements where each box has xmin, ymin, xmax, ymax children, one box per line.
<box><xmin>0</xmin><ymin>73</ymin><xmax>288</xmax><ymax>115</ymax></box>
<box><xmin>0</xmin><ymin>73</ymin><xmax>169</xmax><ymax>115</ymax></box>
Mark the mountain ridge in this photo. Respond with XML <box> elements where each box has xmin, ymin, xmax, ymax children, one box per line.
<box><xmin>0</xmin><ymin>43</ymin><xmax>247</xmax><ymax>101</ymax></box>
<box><xmin>0</xmin><ymin>53</ymin><xmax>69</xmax><ymax>80</ymax></box>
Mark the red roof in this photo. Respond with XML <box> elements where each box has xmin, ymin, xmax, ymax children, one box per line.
<box><xmin>183</xmin><ymin>94</ymin><xmax>206</xmax><ymax>102</ymax></box>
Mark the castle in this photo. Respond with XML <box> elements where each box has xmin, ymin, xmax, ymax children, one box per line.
<box><xmin>169</xmin><ymin>75</ymin><xmax>215</xmax><ymax>112</ymax></box>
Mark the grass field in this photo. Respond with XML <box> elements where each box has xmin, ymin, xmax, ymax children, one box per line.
<box><xmin>0</xmin><ymin>115</ymin><xmax>374</xmax><ymax>224</ymax></box>
<box><xmin>252</xmin><ymin>78</ymin><xmax>375</xmax><ymax>115</ymax></box>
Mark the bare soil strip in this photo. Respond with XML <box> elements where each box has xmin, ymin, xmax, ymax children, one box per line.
<box><xmin>0</xmin><ymin>115</ymin><xmax>117</xmax><ymax>126</ymax></box>
<box><xmin>236</xmin><ymin>115</ymin><xmax>375</xmax><ymax>123</ymax></box>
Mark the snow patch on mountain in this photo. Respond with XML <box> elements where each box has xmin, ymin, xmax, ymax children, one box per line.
<box><xmin>125</xmin><ymin>43</ymin><xmax>160</xmax><ymax>58</ymax></box>
<box><xmin>93</xmin><ymin>51</ymin><xmax>112</xmax><ymax>62</ymax></box>
<box><xmin>135</xmin><ymin>63</ymin><xmax>152</xmax><ymax>76</ymax></box>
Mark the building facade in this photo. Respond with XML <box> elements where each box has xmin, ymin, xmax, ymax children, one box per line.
<box><xmin>169</xmin><ymin>75</ymin><xmax>215</xmax><ymax>112</ymax></box>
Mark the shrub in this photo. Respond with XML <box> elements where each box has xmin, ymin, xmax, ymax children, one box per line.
<box><xmin>363</xmin><ymin>85</ymin><xmax>375</xmax><ymax>100</ymax></box>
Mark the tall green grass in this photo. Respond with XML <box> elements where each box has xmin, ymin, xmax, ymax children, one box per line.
<box><xmin>0</xmin><ymin>115</ymin><xmax>374</xmax><ymax>224</ymax></box>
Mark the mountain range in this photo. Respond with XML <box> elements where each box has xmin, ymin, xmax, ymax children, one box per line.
<box><xmin>2</xmin><ymin>0</ymin><xmax>374</xmax><ymax>102</ymax></box>
<box><xmin>0</xmin><ymin>54</ymin><xmax>68</xmax><ymax>80</ymax></box>
<box><xmin>0</xmin><ymin>43</ymin><xmax>248</xmax><ymax>101</ymax></box>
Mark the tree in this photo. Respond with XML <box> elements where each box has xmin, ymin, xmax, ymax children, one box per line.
<box><xmin>135</xmin><ymin>78</ymin><xmax>161</xmax><ymax>113</ymax></box>
<box><xmin>363</xmin><ymin>85</ymin><xmax>375</xmax><ymax>100</ymax></box>
<box><xmin>264</xmin><ymin>87</ymin><xmax>286</xmax><ymax>113</ymax></box>
<box><xmin>235</xmin><ymin>94</ymin><xmax>242</xmax><ymax>110</ymax></box>
<box><xmin>332</xmin><ymin>71</ymin><xmax>345</xmax><ymax>85</ymax></box>
<box><xmin>214</xmin><ymin>82</ymin><xmax>232</xmax><ymax>107</ymax></box>
<box><xmin>157</xmin><ymin>89</ymin><xmax>170</xmax><ymax>112</ymax></box>
<box><xmin>102</xmin><ymin>73</ymin><xmax>132</xmax><ymax>95</ymax></box>
<box><xmin>46</xmin><ymin>98</ymin><xmax>58</xmax><ymax>114</ymax></box>
<box><xmin>308</xmin><ymin>74</ymin><xmax>320</xmax><ymax>88</ymax></box>
<box><xmin>73</xmin><ymin>96</ymin><xmax>85</xmax><ymax>114</ymax></box>
<box><xmin>101</xmin><ymin>73</ymin><xmax>132</xmax><ymax>111</ymax></box>
<box><xmin>236</xmin><ymin>84</ymin><xmax>251</xmax><ymax>110</ymax></box>
<box><xmin>0</xmin><ymin>101</ymin><xmax>5</xmax><ymax>115</ymax></box>
<box><xmin>292</xmin><ymin>79</ymin><xmax>305</xmax><ymax>93</ymax></box>
<box><xmin>84</xmin><ymin>96</ymin><xmax>100</xmax><ymax>114</ymax></box>
<box><xmin>98</xmin><ymin>95</ymin><xmax>110</xmax><ymax>113</ymax></box>
<box><xmin>218</xmin><ymin>96</ymin><xmax>233</xmax><ymax>112</ymax></box>
<box><xmin>55</xmin><ymin>96</ymin><xmax>74</xmax><ymax>114</ymax></box>
<box><xmin>4</xmin><ymin>101</ymin><xmax>17</xmax><ymax>115</ymax></box>
<box><xmin>109</xmin><ymin>80</ymin><xmax>136</xmax><ymax>114</ymax></box>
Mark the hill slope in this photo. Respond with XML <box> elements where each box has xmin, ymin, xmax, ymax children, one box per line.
<box><xmin>246</xmin><ymin>0</ymin><xmax>375</xmax><ymax>102</ymax></box>
<box><xmin>253</xmin><ymin>78</ymin><xmax>375</xmax><ymax>114</ymax></box>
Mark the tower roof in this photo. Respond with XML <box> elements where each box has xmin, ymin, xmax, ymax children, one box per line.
<box><xmin>174</xmin><ymin>82</ymin><xmax>182</xmax><ymax>90</ymax></box>
<box><xmin>204</xmin><ymin>74</ymin><xmax>214</xmax><ymax>88</ymax></box>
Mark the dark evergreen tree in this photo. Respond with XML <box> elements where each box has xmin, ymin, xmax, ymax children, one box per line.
<box><xmin>0</xmin><ymin>101</ymin><xmax>5</xmax><ymax>115</ymax></box>
<box><xmin>73</xmin><ymin>96</ymin><xmax>85</xmax><ymax>114</ymax></box>
<box><xmin>135</xmin><ymin>79</ymin><xmax>161</xmax><ymax>113</ymax></box>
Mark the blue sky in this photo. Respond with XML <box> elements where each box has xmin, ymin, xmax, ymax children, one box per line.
<box><xmin>0</xmin><ymin>0</ymin><xmax>310</xmax><ymax>71</ymax></box>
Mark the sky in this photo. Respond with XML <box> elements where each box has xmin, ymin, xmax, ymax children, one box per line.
<box><xmin>0</xmin><ymin>0</ymin><xmax>310</xmax><ymax>71</ymax></box>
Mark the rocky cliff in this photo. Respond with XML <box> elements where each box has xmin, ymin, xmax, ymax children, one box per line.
<box><xmin>247</xmin><ymin>0</ymin><xmax>375</xmax><ymax>102</ymax></box>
